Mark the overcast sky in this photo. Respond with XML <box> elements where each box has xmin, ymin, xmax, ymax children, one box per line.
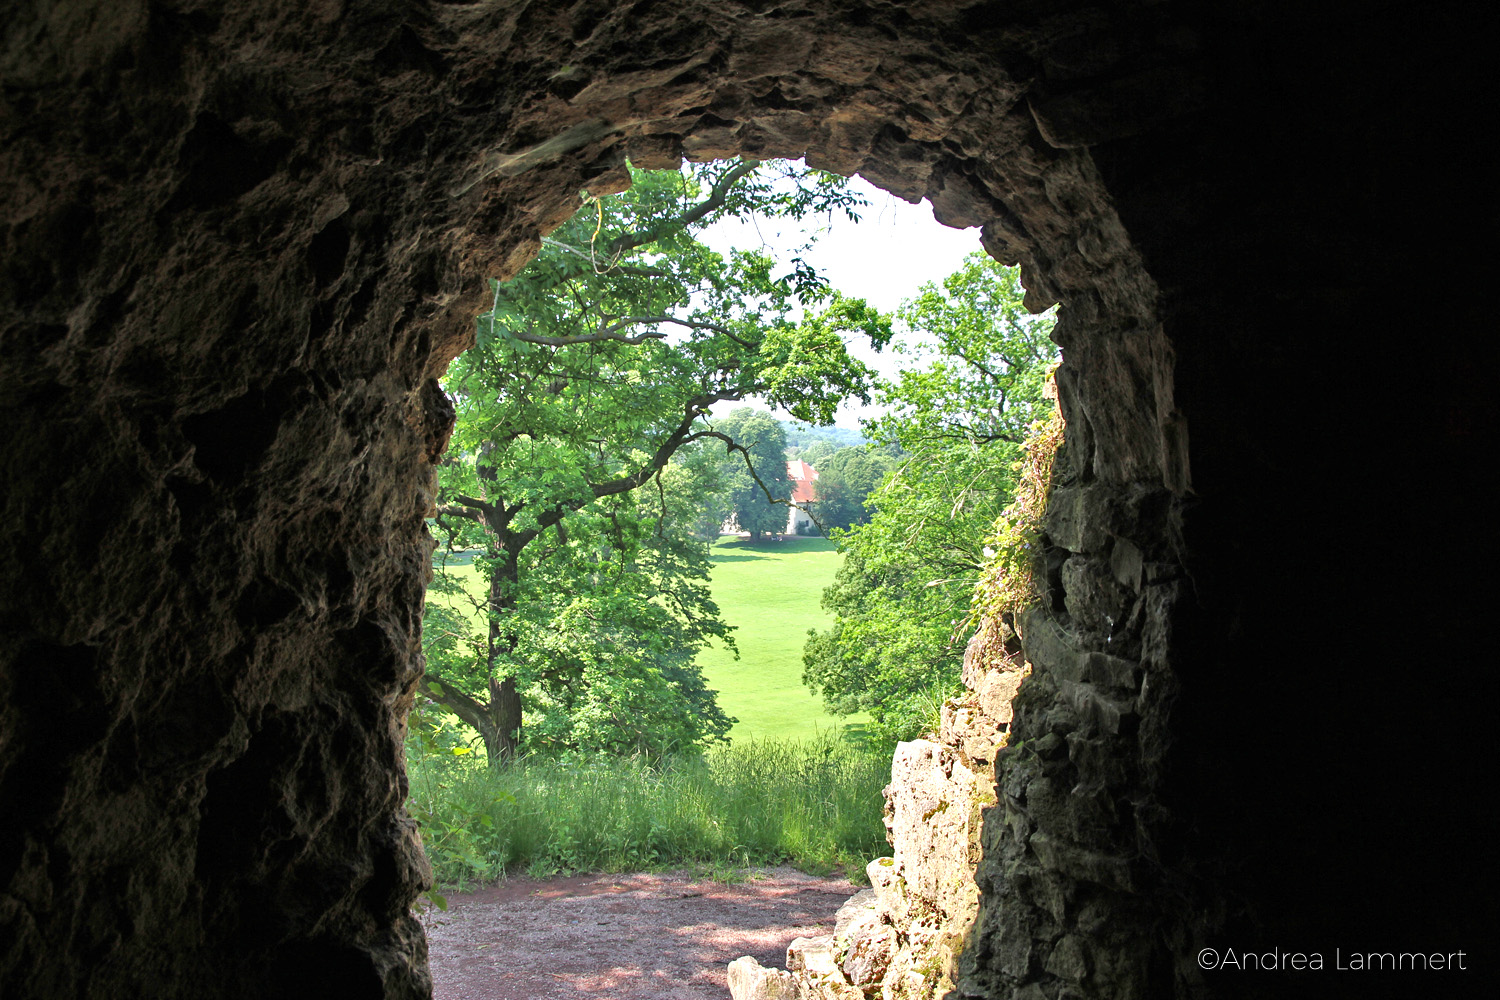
<box><xmin>698</xmin><ymin>174</ymin><xmax>983</xmax><ymax>429</ymax></box>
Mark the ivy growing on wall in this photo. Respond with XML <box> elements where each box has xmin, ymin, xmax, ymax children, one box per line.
<box><xmin>965</xmin><ymin>364</ymin><xmax>1065</xmax><ymax>682</ymax></box>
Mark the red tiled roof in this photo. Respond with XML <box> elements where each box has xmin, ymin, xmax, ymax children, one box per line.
<box><xmin>787</xmin><ymin>459</ymin><xmax>818</xmax><ymax>504</ymax></box>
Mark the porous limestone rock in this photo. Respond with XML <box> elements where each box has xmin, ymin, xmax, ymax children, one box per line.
<box><xmin>729</xmin><ymin>956</ymin><xmax>798</xmax><ymax>1000</ymax></box>
<box><xmin>841</xmin><ymin>921</ymin><xmax>894</xmax><ymax>989</ymax></box>
<box><xmin>745</xmin><ymin>663</ymin><xmax>1013</xmax><ymax>1000</ymax></box>
<box><xmin>832</xmin><ymin>889</ymin><xmax>879</xmax><ymax>939</ymax></box>
<box><xmin>787</xmin><ymin>935</ymin><xmax>841</xmax><ymax>978</ymax></box>
<box><xmin>886</xmin><ymin>740</ymin><xmax>984</xmax><ymax>925</ymax></box>
<box><xmin>868</xmin><ymin>857</ymin><xmax>908</xmax><ymax>930</ymax></box>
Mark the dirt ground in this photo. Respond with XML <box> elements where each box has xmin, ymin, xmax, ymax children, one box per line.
<box><xmin>422</xmin><ymin>867</ymin><xmax>860</xmax><ymax>999</ymax></box>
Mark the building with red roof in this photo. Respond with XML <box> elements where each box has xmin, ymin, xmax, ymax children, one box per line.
<box><xmin>720</xmin><ymin>459</ymin><xmax>821</xmax><ymax>537</ymax></box>
<box><xmin>785</xmin><ymin>459</ymin><xmax>818</xmax><ymax>534</ymax></box>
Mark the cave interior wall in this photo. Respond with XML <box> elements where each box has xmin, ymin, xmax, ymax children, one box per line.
<box><xmin>1</xmin><ymin>1</ymin><xmax>1494</xmax><ymax>998</ymax></box>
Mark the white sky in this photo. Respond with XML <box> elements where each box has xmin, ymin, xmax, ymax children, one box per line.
<box><xmin>697</xmin><ymin>174</ymin><xmax>983</xmax><ymax>429</ymax></box>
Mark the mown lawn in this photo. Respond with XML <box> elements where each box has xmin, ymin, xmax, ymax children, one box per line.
<box><xmin>696</xmin><ymin>535</ymin><xmax>869</xmax><ymax>742</ymax></box>
<box><xmin>425</xmin><ymin>534</ymin><xmax>865</xmax><ymax>743</ymax></box>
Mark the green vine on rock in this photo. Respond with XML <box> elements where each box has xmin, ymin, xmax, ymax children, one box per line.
<box><xmin>964</xmin><ymin>363</ymin><xmax>1064</xmax><ymax>674</ymax></box>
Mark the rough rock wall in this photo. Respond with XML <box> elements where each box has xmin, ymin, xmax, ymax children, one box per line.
<box><xmin>963</xmin><ymin>8</ymin><xmax>1498</xmax><ymax>1000</ymax></box>
<box><xmin>2</xmin><ymin>1</ymin><xmax>1494</xmax><ymax>999</ymax></box>
<box><xmin>0</xmin><ymin>3</ymin><xmax>1148</xmax><ymax>996</ymax></box>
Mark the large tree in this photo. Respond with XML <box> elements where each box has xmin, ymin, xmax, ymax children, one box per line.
<box><xmin>803</xmin><ymin>253</ymin><xmax>1057</xmax><ymax>740</ymax></box>
<box><xmin>711</xmin><ymin>407</ymin><xmax>790</xmax><ymax>539</ymax></box>
<box><xmin>426</xmin><ymin>456</ymin><xmax>736</xmax><ymax>758</ymax></box>
<box><xmin>426</xmin><ymin>160</ymin><xmax>890</xmax><ymax>763</ymax></box>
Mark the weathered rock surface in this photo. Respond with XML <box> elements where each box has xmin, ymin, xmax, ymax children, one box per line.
<box><xmin>741</xmin><ymin>643</ymin><xmax>1024</xmax><ymax>1000</ymax></box>
<box><xmin>729</xmin><ymin>955</ymin><xmax>798</xmax><ymax>1000</ymax></box>
<box><xmin>3</xmin><ymin>2</ymin><xmax>1494</xmax><ymax>999</ymax></box>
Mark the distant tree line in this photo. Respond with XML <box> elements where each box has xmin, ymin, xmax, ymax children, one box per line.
<box><xmin>784</xmin><ymin>422</ymin><xmax>867</xmax><ymax>455</ymax></box>
<box><xmin>701</xmin><ymin>412</ymin><xmax>896</xmax><ymax>538</ymax></box>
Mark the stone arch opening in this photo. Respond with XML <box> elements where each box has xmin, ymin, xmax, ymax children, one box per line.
<box><xmin>3</xmin><ymin>3</ymin><xmax>1491</xmax><ymax>1000</ymax></box>
<box><xmin>434</xmin><ymin>52</ymin><xmax>1181</xmax><ymax>999</ymax></box>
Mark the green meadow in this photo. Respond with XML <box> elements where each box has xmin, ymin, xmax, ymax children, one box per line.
<box><xmin>426</xmin><ymin>535</ymin><xmax>864</xmax><ymax>743</ymax></box>
<box><xmin>697</xmin><ymin>535</ymin><xmax>868</xmax><ymax>741</ymax></box>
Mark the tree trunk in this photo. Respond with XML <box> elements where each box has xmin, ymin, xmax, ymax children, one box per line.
<box><xmin>477</xmin><ymin>674</ymin><xmax>522</xmax><ymax>765</ymax></box>
<box><xmin>424</xmin><ymin>676</ymin><xmax>520</xmax><ymax>768</ymax></box>
<box><xmin>479</xmin><ymin>543</ymin><xmax>524</xmax><ymax>764</ymax></box>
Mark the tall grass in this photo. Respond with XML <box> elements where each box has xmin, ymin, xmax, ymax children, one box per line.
<box><xmin>407</xmin><ymin>734</ymin><xmax>891</xmax><ymax>887</ymax></box>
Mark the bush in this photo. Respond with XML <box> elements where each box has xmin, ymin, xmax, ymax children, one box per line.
<box><xmin>405</xmin><ymin>732</ymin><xmax>891</xmax><ymax>887</ymax></box>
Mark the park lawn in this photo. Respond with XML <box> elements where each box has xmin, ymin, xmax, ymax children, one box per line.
<box><xmin>425</xmin><ymin>536</ymin><xmax>867</xmax><ymax>743</ymax></box>
<box><xmin>696</xmin><ymin>535</ymin><xmax>870</xmax><ymax>742</ymax></box>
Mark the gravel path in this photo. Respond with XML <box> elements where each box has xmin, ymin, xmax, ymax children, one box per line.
<box><xmin>422</xmin><ymin>867</ymin><xmax>859</xmax><ymax>999</ymax></box>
